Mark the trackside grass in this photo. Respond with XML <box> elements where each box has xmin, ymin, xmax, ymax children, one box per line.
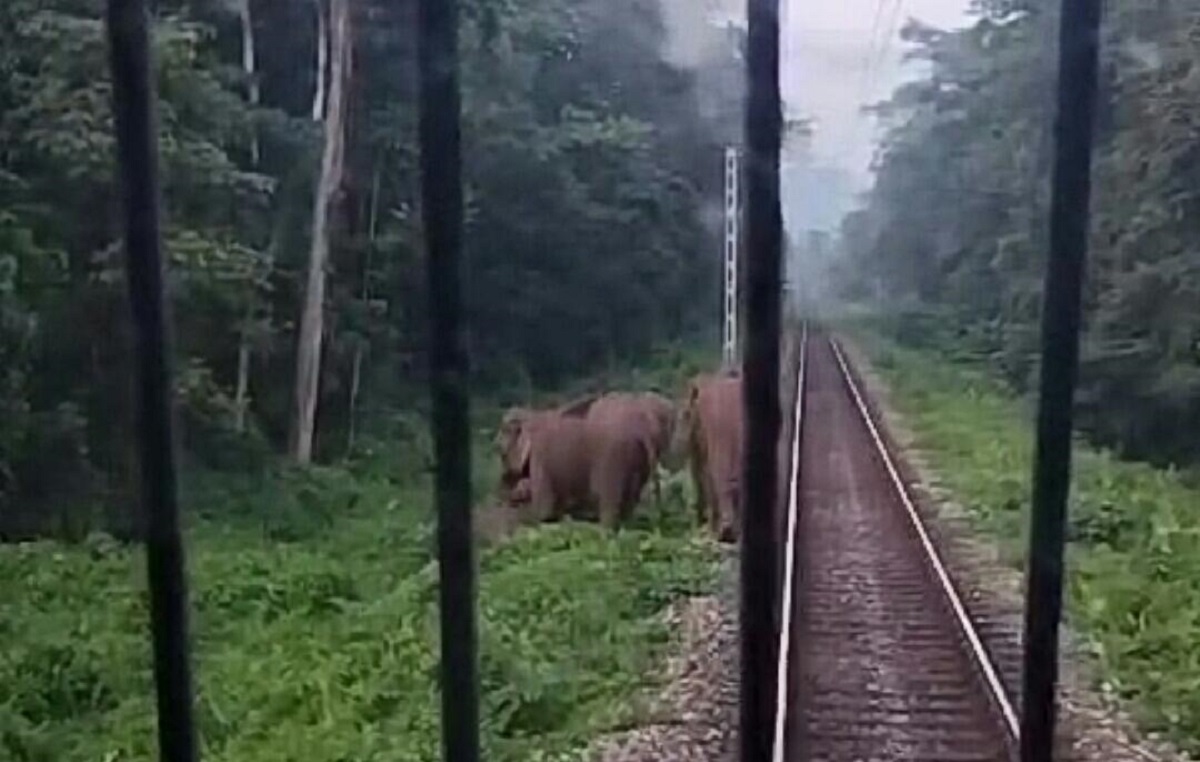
<box><xmin>850</xmin><ymin>328</ymin><xmax>1200</xmax><ymax>753</ymax></box>
<box><xmin>0</xmin><ymin>345</ymin><xmax>723</xmax><ymax>762</ymax></box>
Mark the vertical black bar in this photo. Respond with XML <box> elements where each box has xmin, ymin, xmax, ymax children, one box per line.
<box><xmin>417</xmin><ymin>1</ymin><xmax>479</xmax><ymax>761</ymax></box>
<box><xmin>742</xmin><ymin>0</ymin><xmax>783</xmax><ymax>759</ymax></box>
<box><xmin>104</xmin><ymin>2</ymin><xmax>198</xmax><ymax>762</ymax></box>
<box><xmin>1019</xmin><ymin>1</ymin><xmax>1103</xmax><ymax>760</ymax></box>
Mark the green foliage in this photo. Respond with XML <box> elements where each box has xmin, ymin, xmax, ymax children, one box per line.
<box><xmin>853</xmin><ymin>329</ymin><xmax>1200</xmax><ymax>752</ymax></box>
<box><xmin>0</xmin><ymin>0</ymin><xmax>741</xmax><ymax>748</ymax></box>
<box><xmin>0</xmin><ymin>342</ymin><xmax>722</xmax><ymax>759</ymax></box>
<box><xmin>839</xmin><ymin>3</ymin><xmax>1200</xmax><ymax>467</ymax></box>
<box><xmin>0</xmin><ymin>0</ymin><xmax>742</xmax><ymax>536</ymax></box>
<box><xmin>177</xmin><ymin>360</ymin><xmax>272</xmax><ymax>472</ymax></box>
<box><xmin>0</xmin><ymin>465</ymin><xmax>719</xmax><ymax>762</ymax></box>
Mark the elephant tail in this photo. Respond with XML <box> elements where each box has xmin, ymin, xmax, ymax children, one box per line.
<box><xmin>634</xmin><ymin>435</ymin><xmax>656</xmax><ymax>484</ymax></box>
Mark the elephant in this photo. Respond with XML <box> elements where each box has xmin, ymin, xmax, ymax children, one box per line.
<box><xmin>638</xmin><ymin>391</ymin><xmax>682</xmax><ymax>502</ymax></box>
<box><xmin>584</xmin><ymin>391</ymin><xmax>679</xmax><ymax>503</ymax></box>
<box><xmin>639</xmin><ymin>390</ymin><xmax>681</xmax><ymax>468</ymax></box>
<box><xmin>494</xmin><ymin>394</ymin><xmax>596</xmax><ymax>496</ymax></box>
<box><xmin>675</xmin><ymin>371</ymin><xmax>744</xmax><ymax>543</ymax></box>
<box><xmin>495</xmin><ymin>394</ymin><xmax>654</xmax><ymax>530</ymax></box>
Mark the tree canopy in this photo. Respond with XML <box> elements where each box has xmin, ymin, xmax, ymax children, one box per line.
<box><xmin>838</xmin><ymin>2</ymin><xmax>1200</xmax><ymax>468</ymax></box>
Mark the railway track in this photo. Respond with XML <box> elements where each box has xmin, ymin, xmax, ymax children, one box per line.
<box><xmin>778</xmin><ymin>328</ymin><xmax>1022</xmax><ymax>762</ymax></box>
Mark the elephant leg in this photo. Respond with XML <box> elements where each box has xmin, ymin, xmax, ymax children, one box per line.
<box><xmin>689</xmin><ymin>457</ymin><xmax>708</xmax><ymax>526</ymax></box>
<box><xmin>526</xmin><ymin>470</ymin><xmax>560</xmax><ymax>525</ymax></box>
<box><xmin>597</xmin><ymin>494</ymin><xmax>622</xmax><ymax>531</ymax></box>
<box><xmin>624</xmin><ymin>460</ymin><xmax>651</xmax><ymax>523</ymax></box>
<box><xmin>526</xmin><ymin>496</ymin><xmax>553</xmax><ymax>526</ymax></box>
<box><xmin>705</xmin><ymin>471</ymin><xmax>721</xmax><ymax>536</ymax></box>
<box><xmin>716</xmin><ymin>492</ymin><xmax>736</xmax><ymax>543</ymax></box>
<box><xmin>589</xmin><ymin>467</ymin><xmax>619</xmax><ymax>531</ymax></box>
<box><xmin>647</xmin><ymin>452</ymin><xmax>661</xmax><ymax>504</ymax></box>
<box><xmin>596</xmin><ymin>468</ymin><xmax>639</xmax><ymax>532</ymax></box>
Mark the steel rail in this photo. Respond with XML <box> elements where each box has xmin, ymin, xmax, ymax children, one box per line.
<box><xmin>827</xmin><ymin>337</ymin><xmax>1021</xmax><ymax>744</ymax></box>
<box><xmin>771</xmin><ymin>322</ymin><xmax>807</xmax><ymax>762</ymax></box>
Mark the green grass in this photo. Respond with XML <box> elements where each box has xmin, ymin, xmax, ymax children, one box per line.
<box><xmin>0</xmin><ymin>347</ymin><xmax>723</xmax><ymax>762</ymax></box>
<box><xmin>849</xmin><ymin>326</ymin><xmax>1200</xmax><ymax>751</ymax></box>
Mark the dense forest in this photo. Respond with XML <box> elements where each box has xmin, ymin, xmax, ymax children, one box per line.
<box><xmin>837</xmin><ymin>0</ymin><xmax>1200</xmax><ymax>469</ymax></box>
<box><xmin>0</xmin><ymin>0</ymin><xmax>744</xmax><ymax>537</ymax></box>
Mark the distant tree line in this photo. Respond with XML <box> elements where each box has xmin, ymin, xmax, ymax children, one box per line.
<box><xmin>838</xmin><ymin>1</ymin><xmax>1200</xmax><ymax>468</ymax></box>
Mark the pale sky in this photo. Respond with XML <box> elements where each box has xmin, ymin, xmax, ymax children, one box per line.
<box><xmin>781</xmin><ymin>0</ymin><xmax>971</xmax><ymax>188</ymax></box>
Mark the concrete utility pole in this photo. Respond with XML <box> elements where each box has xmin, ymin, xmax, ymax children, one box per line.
<box><xmin>723</xmin><ymin>145</ymin><xmax>741</xmax><ymax>370</ymax></box>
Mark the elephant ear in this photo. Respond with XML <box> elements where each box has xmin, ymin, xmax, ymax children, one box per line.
<box><xmin>515</xmin><ymin>428</ymin><xmax>533</xmax><ymax>474</ymax></box>
<box><xmin>497</xmin><ymin>408</ymin><xmax>533</xmax><ymax>474</ymax></box>
<box><xmin>496</xmin><ymin>408</ymin><xmax>524</xmax><ymax>449</ymax></box>
<box><xmin>501</xmin><ymin>407</ymin><xmax>531</xmax><ymax>427</ymax></box>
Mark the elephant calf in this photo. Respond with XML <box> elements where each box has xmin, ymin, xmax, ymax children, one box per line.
<box><xmin>677</xmin><ymin>371</ymin><xmax>744</xmax><ymax>543</ymax></box>
<box><xmin>495</xmin><ymin>394</ymin><xmax>654</xmax><ymax>530</ymax></box>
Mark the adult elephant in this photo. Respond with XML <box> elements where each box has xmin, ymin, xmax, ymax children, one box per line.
<box><xmin>495</xmin><ymin>394</ymin><xmax>654</xmax><ymax>530</ymax></box>
<box><xmin>495</xmin><ymin>394</ymin><xmax>594</xmax><ymax>503</ymax></box>
<box><xmin>585</xmin><ymin>391</ymin><xmax>679</xmax><ymax>502</ymax></box>
<box><xmin>674</xmin><ymin>371</ymin><xmax>744</xmax><ymax>543</ymax></box>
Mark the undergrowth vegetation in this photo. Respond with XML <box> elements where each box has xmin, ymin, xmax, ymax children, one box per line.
<box><xmin>848</xmin><ymin>318</ymin><xmax>1200</xmax><ymax>752</ymax></box>
<box><xmin>0</xmin><ymin>346</ymin><xmax>722</xmax><ymax>762</ymax></box>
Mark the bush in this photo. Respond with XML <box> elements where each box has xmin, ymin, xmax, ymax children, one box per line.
<box><xmin>1</xmin><ymin>343</ymin><xmax>726</xmax><ymax>761</ymax></box>
<box><xmin>0</xmin><ymin>467</ymin><xmax>720</xmax><ymax>762</ymax></box>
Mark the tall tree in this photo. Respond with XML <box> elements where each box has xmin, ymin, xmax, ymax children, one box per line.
<box><xmin>291</xmin><ymin>0</ymin><xmax>351</xmax><ymax>462</ymax></box>
<box><xmin>233</xmin><ymin>0</ymin><xmax>261</xmax><ymax>433</ymax></box>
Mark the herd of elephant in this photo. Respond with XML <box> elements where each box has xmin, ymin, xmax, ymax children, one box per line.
<box><xmin>492</xmin><ymin>370</ymin><xmax>745</xmax><ymax>542</ymax></box>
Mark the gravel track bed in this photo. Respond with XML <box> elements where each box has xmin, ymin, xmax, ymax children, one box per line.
<box><xmin>589</xmin><ymin>553</ymin><xmax>740</xmax><ymax>762</ymax></box>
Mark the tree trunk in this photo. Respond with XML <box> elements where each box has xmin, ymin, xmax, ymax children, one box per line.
<box><xmin>291</xmin><ymin>0</ymin><xmax>351</xmax><ymax>463</ymax></box>
<box><xmin>346</xmin><ymin>163</ymin><xmax>380</xmax><ymax>451</ymax></box>
<box><xmin>235</xmin><ymin>0</ymin><xmax>259</xmax><ymax>433</ymax></box>
<box><xmin>311</xmin><ymin>0</ymin><xmax>328</xmax><ymax>122</ymax></box>
<box><xmin>347</xmin><ymin>350</ymin><xmax>363</xmax><ymax>449</ymax></box>
<box><xmin>241</xmin><ymin>0</ymin><xmax>260</xmax><ymax>163</ymax></box>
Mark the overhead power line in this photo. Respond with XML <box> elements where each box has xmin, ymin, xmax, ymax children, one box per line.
<box><xmin>875</xmin><ymin>0</ymin><xmax>906</xmax><ymax>82</ymax></box>
<box><xmin>858</xmin><ymin>0</ymin><xmax>888</xmax><ymax>103</ymax></box>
